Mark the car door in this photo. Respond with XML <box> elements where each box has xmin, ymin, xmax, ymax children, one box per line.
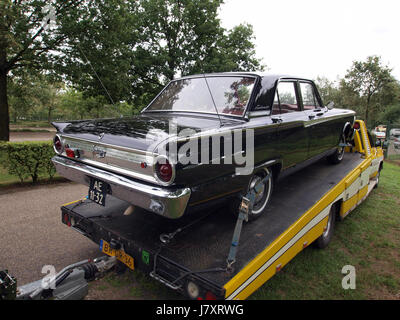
<box><xmin>299</xmin><ymin>81</ymin><xmax>338</xmax><ymax>159</ymax></box>
<box><xmin>273</xmin><ymin>80</ymin><xmax>309</xmax><ymax>170</ymax></box>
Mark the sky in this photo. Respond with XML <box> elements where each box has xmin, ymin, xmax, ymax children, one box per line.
<box><xmin>219</xmin><ymin>0</ymin><xmax>400</xmax><ymax>82</ymax></box>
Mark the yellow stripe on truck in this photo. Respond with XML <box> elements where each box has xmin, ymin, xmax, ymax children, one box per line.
<box><xmin>230</xmin><ymin>216</ymin><xmax>329</xmax><ymax>300</ymax></box>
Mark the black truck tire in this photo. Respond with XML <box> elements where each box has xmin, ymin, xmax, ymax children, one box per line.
<box><xmin>328</xmin><ymin>135</ymin><xmax>345</xmax><ymax>164</ymax></box>
<box><xmin>314</xmin><ymin>205</ymin><xmax>336</xmax><ymax>249</ymax></box>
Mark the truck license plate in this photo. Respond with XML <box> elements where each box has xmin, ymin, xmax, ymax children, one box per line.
<box><xmin>88</xmin><ymin>178</ymin><xmax>108</xmax><ymax>206</ymax></box>
<box><xmin>100</xmin><ymin>239</ymin><xmax>134</xmax><ymax>270</ymax></box>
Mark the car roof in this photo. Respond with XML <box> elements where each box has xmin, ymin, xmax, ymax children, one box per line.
<box><xmin>177</xmin><ymin>72</ymin><xmax>297</xmax><ymax>81</ymax></box>
<box><xmin>174</xmin><ymin>72</ymin><xmax>321</xmax><ymax>110</ymax></box>
<box><xmin>176</xmin><ymin>72</ymin><xmax>318</xmax><ymax>87</ymax></box>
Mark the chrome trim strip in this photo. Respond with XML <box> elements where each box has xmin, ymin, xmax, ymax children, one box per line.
<box><xmin>64</xmin><ymin>138</ymin><xmax>152</xmax><ymax>163</ymax></box>
<box><xmin>254</xmin><ymin>159</ymin><xmax>280</xmax><ymax>170</ymax></box>
<box><xmin>60</xmin><ymin>134</ymin><xmax>158</xmax><ymax>156</ymax></box>
<box><xmin>74</xmin><ymin>157</ymin><xmax>159</xmax><ymax>185</ymax></box>
<box><xmin>52</xmin><ymin>156</ymin><xmax>191</xmax><ymax>219</ymax></box>
<box><xmin>143</xmin><ymin>109</ymin><xmax>246</xmax><ymax>118</ymax></box>
<box><xmin>303</xmin><ymin>112</ymin><xmax>356</xmax><ymax>128</ymax></box>
<box><xmin>59</xmin><ymin>135</ymin><xmax>159</xmax><ymax>184</ymax></box>
<box><xmin>248</xmin><ymin>110</ymin><xmax>271</xmax><ymax>118</ymax></box>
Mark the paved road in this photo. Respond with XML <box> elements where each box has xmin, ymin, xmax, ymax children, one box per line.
<box><xmin>0</xmin><ymin>182</ymin><xmax>100</xmax><ymax>285</ymax></box>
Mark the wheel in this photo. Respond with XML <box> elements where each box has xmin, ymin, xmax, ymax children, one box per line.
<box><xmin>374</xmin><ymin>168</ymin><xmax>381</xmax><ymax>189</ymax></box>
<box><xmin>328</xmin><ymin>134</ymin><xmax>345</xmax><ymax>164</ymax></box>
<box><xmin>314</xmin><ymin>205</ymin><xmax>336</xmax><ymax>249</ymax></box>
<box><xmin>230</xmin><ymin>168</ymin><xmax>274</xmax><ymax>222</ymax></box>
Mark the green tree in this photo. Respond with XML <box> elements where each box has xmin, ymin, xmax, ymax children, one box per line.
<box><xmin>32</xmin><ymin>76</ymin><xmax>63</xmax><ymax>123</ymax></box>
<box><xmin>1</xmin><ymin>0</ymin><xmax>264</xmax><ymax>140</ymax></box>
<box><xmin>8</xmin><ymin>72</ymin><xmax>36</xmax><ymax>123</ymax></box>
<box><xmin>315</xmin><ymin>76</ymin><xmax>342</xmax><ymax>107</ymax></box>
<box><xmin>8</xmin><ymin>72</ymin><xmax>63</xmax><ymax>122</ymax></box>
<box><xmin>59</xmin><ymin>0</ymin><xmax>264</xmax><ymax>109</ymax></box>
<box><xmin>377</xmin><ymin>104</ymin><xmax>400</xmax><ymax>125</ymax></box>
<box><xmin>341</xmin><ymin>56</ymin><xmax>395</xmax><ymax>125</ymax></box>
<box><xmin>57</xmin><ymin>0</ymin><xmax>139</xmax><ymax>106</ymax></box>
<box><xmin>59</xmin><ymin>89</ymin><xmax>87</xmax><ymax>120</ymax></box>
<box><xmin>0</xmin><ymin>0</ymin><xmax>79</xmax><ymax>141</ymax></box>
<box><xmin>192</xmin><ymin>23</ymin><xmax>264</xmax><ymax>74</ymax></box>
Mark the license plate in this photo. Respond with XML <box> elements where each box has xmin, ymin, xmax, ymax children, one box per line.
<box><xmin>100</xmin><ymin>239</ymin><xmax>134</xmax><ymax>270</ymax></box>
<box><xmin>88</xmin><ymin>178</ymin><xmax>108</xmax><ymax>206</ymax></box>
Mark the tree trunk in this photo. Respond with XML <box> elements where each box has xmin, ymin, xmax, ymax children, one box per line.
<box><xmin>365</xmin><ymin>95</ymin><xmax>371</xmax><ymax>126</ymax></box>
<box><xmin>48</xmin><ymin>105</ymin><xmax>53</xmax><ymax>123</ymax></box>
<box><xmin>0</xmin><ymin>69</ymin><xmax>9</xmax><ymax>141</ymax></box>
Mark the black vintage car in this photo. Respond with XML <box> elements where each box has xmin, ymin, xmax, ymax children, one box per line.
<box><xmin>52</xmin><ymin>73</ymin><xmax>355</xmax><ymax>220</ymax></box>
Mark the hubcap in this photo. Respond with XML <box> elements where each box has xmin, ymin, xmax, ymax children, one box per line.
<box><xmin>322</xmin><ymin>212</ymin><xmax>333</xmax><ymax>238</ymax></box>
<box><xmin>250</xmin><ymin>176</ymin><xmax>265</xmax><ymax>204</ymax></box>
<box><xmin>249</xmin><ymin>169</ymin><xmax>272</xmax><ymax>215</ymax></box>
<box><xmin>337</xmin><ymin>136</ymin><xmax>345</xmax><ymax>160</ymax></box>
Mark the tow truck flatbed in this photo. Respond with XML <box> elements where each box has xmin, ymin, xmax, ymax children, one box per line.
<box><xmin>60</xmin><ymin>120</ymin><xmax>384</xmax><ymax>300</ymax></box>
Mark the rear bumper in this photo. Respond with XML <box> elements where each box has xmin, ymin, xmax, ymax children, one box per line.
<box><xmin>52</xmin><ymin>156</ymin><xmax>191</xmax><ymax>219</ymax></box>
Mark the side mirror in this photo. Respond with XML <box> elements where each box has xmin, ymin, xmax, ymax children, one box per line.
<box><xmin>326</xmin><ymin>101</ymin><xmax>335</xmax><ymax>110</ymax></box>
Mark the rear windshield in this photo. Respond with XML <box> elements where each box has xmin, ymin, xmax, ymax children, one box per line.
<box><xmin>144</xmin><ymin>76</ymin><xmax>256</xmax><ymax>116</ymax></box>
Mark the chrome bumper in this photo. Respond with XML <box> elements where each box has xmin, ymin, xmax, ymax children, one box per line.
<box><xmin>52</xmin><ymin>156</ymin><xmax>191</xmax><ymax>219</ymax></box>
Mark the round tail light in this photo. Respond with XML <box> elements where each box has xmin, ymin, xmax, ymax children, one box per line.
<box><xmin>155</xmin><ymin>157</ymin><xmax>174</xmax><ymax>184</ymax></box>
<box><xmin>53</xmin><ymin>135</ymin><xmax>63</xmax><ymax>154</ymax></box>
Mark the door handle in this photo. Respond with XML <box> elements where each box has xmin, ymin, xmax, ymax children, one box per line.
<box><xmin>271</xmin><ymin>117</ymin><xmax>282</xmax><ymax>124</ymax></box>
<box><xmin>308</xmin><ymin>115</ymin><xmax>315</xmax><ymax>120</ymax></box>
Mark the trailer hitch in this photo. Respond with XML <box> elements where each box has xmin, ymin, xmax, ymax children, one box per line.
<box><xmin>0</xmin><ymin>256</ymin><xmax>117</xmax><ymax>300</ymax></box>
<box><xmin>0</xmin><ymin>270</ymin><xmax>17</xmax><ymax>300</ymax></box>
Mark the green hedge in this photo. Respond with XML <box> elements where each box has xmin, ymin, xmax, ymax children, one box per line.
<box><xmin>0</xmin><ymin>141</ymin><xmax>56</xmax><ymax>184</ymax></box>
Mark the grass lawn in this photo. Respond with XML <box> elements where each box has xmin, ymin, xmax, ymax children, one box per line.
<box><xmin>87</xmin><ymin>268</ymin><xmax>182</xmax><ymax>300</ymax></box>
<box><xmin>87</xmin><ymin>162</ymin><xmax>400</xmax><ymax>300</ymax></box>
<box><xmin>0</xmin><ymin>149</ymin><xmax>16</xmax><ymax>185</ymax></box>
<box><xmin>10</xmin><ymin>128</ymin><xmax>53</xmax><ymax>133</ymax></box>
<box><xmin>0</xmin><ymin>165</ymin><xmax>17</xmax><ymax>184</ymax></box>
<box><xmin>10</xmin><ymin>120</ymin><xmax>52</xmax><ymax>128</ymax></box>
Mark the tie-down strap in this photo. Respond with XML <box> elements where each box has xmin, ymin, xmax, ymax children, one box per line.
<box><xmin>226</xmin><ymin>173</ymin><xmax>271</xmax><ymax>270</ymax></box>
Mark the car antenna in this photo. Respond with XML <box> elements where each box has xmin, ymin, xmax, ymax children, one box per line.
<box><xmin>76</xmin><ymin>43</ymin><xmax>115</xmax><ymax>106</ymax></box>
<box><xmin>201</xmin><ymin>68</ymin><xmax>224</xmax><ymax>128</ymax></box>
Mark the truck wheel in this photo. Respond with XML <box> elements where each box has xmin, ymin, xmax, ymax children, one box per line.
<box><xmin>230</xmin><ymin>168</ymin><xmax>274</xmax><ymax>222</ymax></box>
<box><xmin>314</xmin><ymin>205</ymin><xmax>336</xmax><ymax>249</ymax></box>
<box><xmin>328</xmin><ymin>134</ymin><xmax>345</xmax><ymax>164</ymax></box>
<box><xmin>374</xmin><ymin>168</ymin><xmax>381</xmax><ymax>189</ymax></box>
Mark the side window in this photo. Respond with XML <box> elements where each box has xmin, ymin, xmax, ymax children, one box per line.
<box><xmin>272</xmin><ymin>91</ymin><xmax>280</xmax><ymax>115</ymax></box>
<box><xmin>275</xmin><ymin>82</ymin><xmax>299</xmax><ymax>114</ymax></box>
<box><xmin>300</xmin><ymin>82</ymin><xmax>320</xmax><ymax>110</ymax></box>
